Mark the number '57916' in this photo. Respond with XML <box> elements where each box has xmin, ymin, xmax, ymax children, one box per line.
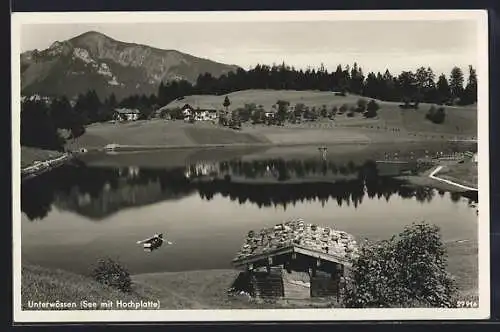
<box><xmin>456</xmin><ymin>300</ymin><xmax>478</xmax><ymax>308</ymax></box>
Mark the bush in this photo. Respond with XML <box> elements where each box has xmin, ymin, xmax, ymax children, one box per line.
<box><xmin>295</xmin><ymin>103</ymin><xmax>305</xmax><ymax>115</ymax></box>
<box><xmin>91</xmin><ymin>258</ymin><xmax>132</xmax><ymax>293</ymax></box>
<box><xmin>426</xmin><ymin>105</ymin><xmax>446</xmax><ymax>124</ymax></box>
<box><xmin>339</xmin><ymin>104</ymin><xmax>348</xmax><ymax>114</ymax></box>
<box><xmin>169</xmin><ymin>107</ymin><xmax>184</xmax><ymax>120</ymax></box>
<box><xmin>320</xmin><ymin>105</ymin><xmax>328</xmax><ymax>118</ymax></box>
<box><xmin>330</xmin><ymin>106</ymin><xmax>338</xmax><ymax>117</ymax></box>
<box><xmin>356</xmin><ymin>98</ymin><xmax>367</xmax><ymax>112</ymax></box>
<box><xmin>343</xmin><ymin>222</ymin><xmax>456</xmax><ymax>308</ymax></box>
<box><xmin>364</xmin><ymin>100</ymin><xmax>379</xmax><ymax>118</ymax></box>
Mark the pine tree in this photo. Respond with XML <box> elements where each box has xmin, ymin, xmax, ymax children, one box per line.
<box><xmin>223</xmin><ymin>96</ymin><xmax>231</xmax><ymax>112</ymax></box>
<box><xmin>436</xmin><ymin>74</ymin><xmax>451</xmax><ymax>105</ymax></box>
<box><xmin>398</xmin><ymin>71</ymin><xmax>418</xmax><ymax>105</ymax></box>
<box><xmin>449</xmin><ymin>66</ymin><xmax>465</xmax><ymax>102</ymax></box>
<box><xmin>461</xmin><ymin>65</ymin><xmax>477</xmax><ymax>105</ymax></box>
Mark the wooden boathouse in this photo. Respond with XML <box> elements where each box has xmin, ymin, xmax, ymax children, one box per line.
<box><xmin>230</xmin><ymin>219</ymin><xmax>358</xmax><ymax>299</ymax></box>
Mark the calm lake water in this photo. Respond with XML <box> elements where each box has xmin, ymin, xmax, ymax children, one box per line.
<box><xmin>21</xmin><ymin>146</ymin><xmax>478</xmax><ymax>283</ymax></box>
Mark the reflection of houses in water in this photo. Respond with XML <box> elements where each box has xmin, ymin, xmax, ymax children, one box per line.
<box><xmin>318</xmin><ymin>146</ymin><xmax>328</xmax><ymax>161</ymax></box>
<box><xmin>77</xmin><ymin>192</ymin><xmax>92</xmax><ymax>206</ymax></box>
<box><xmin>118</xmin><ymin>166</ymin><xmax>140</xmax><ymax>179</ymax></box>
<box><xmin>21</xmin><ymin>152</ymin><xmax>478</xmax><ymax>221</ymax></box>
<box><xmin>184</xmin><ymin>161</ymin><xmax>221</xmax><ymax>178</ymax></box>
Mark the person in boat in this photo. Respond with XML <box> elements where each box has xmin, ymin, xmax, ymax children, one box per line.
<box><xmin>151</xmin><ymin>233</ymin><xmax>163</xmax><ymax>246</ymax></box>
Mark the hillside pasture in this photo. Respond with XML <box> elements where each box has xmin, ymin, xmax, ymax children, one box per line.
<box><xmin>162</xmin><ymin>89</ymin><xmax>478</xmax><ymax>138</ymax></box>
<box><xmin>68</xmin><ymin>120</ymin><xmax>271</xmax><ymax>150</ymax></box>
<box><xmin>69</xmin><ymin>90</ymin><xmax>477</xmax><ymax>150</ymax></box>
<box><xmin>163</xmin><ymin>89</ymin><xmax>364</xmax><ymax>111</ymax></box>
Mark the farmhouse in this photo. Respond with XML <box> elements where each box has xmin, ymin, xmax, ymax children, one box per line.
<box><xmin>113</xmin><ymin>108</ymin><xmax>140</xmax><ymax>121</ymax></box>
<box><xmin>264</xmin><ymin>108</ymin><xmax>277</xmax><ymax>119</ymax></box>
<box><xmin>194</xmin><ymin>107</ymin><xmax>219</xmax><ymax>121</ymax></box>
<box><xmin>182</xmin><ymin>104</ymin><xmax>194</xmax><ymax>117</ymax></box>
<box><xmin>179</xmin><ymin>104</ymin><xmax>219</xmax><ymax>121</ymax></box>
<box><xmin>157</xmin><ymin>99</ymin><xmax>223</xmax><ymax>121</ymax></box>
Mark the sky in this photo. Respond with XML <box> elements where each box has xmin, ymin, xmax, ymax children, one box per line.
<box><xmin>20</xmin><ymin>20</ymin><xmax>478</xmax><ymax>76</ymax></box>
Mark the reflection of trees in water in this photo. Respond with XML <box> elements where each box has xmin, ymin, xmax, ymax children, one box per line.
<box><xmin>21</xmin><ymin>158</ymin><xmax>474</xmax><ymax>221</ymax></box>
<box><xmin>196</xmin><ymin>160</ymin><xmax>434</xmax><ymax>208</ymax></box>
<box><xmin>213</xmin><ymin>158</ymin><xmax>364</xmax><ymax>181</ymax></box>
<box><xmin>21</xmin><ymin>174</ymin><xmax>55</xmax><ymax>220</ymax></box>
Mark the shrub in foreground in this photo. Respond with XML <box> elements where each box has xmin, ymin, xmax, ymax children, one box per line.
<box><xmin>343</xmin><ymin>222</ymin><xmax>457</xmax><ymax>308</ymax></box>
<box><xmin>91</xmin><ymin>258</ymin><xmax>132</xmax><ymax>293</ymax></box>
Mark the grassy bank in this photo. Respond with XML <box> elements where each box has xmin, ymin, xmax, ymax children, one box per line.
<box><xmin>435</xmin><ymin>162</ymin><xmax>478</xmax><ymax>189</ymax></box>
<box><xmin>23</xmin><ymin>246</ymin><xmax>476</xmax><ymax>311</ymax></box>
<box><xmin>21</xmin><ymin>264</ymin><xmax>333</xmax><ymax>310</ymax></box>
<box><xmin>21</xmin><ymin>147</ymin><xmax>65</xmax><ymax>169</ymax></box>
<box><xmin>21</xmin><ymin>264</ymin><xmax>152</xmax><ymax>310</ymax></box>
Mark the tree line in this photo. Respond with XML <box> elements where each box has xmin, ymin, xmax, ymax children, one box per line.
<box><xmin>21</xmin><ymin>61</ymin><xmax>477</xmax><ymax>151</ymax></box>
<box><xmin>21</xmin><ymin>90</ymin><xmax>159</xmax><ymax>151</ymax></box>
<box><xmin>157</xmin><ymin>62</ymin><xmax>477</xmax><ymax>107</ymax></box>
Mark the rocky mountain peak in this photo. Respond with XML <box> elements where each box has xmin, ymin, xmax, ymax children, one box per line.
<box><xmin>21</xmin><ymin>31</ymin><xmax>240</xmax><ymax>99</ymax></box>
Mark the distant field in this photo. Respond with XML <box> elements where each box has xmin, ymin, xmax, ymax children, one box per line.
<box><xmin>165</xmin><ymin>89</ymin><xmax>366</xmax><ymax>110</ymax></box>
<box><xmin>165</xmin><ymin>89</ymin><xmax>478</xmax><ymax>137</ymax></box>
<box><xmin>67</xmin><ymin>120</ymin><xmax>269</xmax><ymax>150</ymax></box>
<box><xmin>71</xmin><ymin>90</ymin><xmax>476</xmax><ymax>150</ymax></box>
<box><xmin>69</xmin><ymin>119</ymin><xmax>402</xmax><ymax>150</ymax></box>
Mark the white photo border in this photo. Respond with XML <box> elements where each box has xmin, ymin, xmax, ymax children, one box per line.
<box><xmin>11</xmin><ymin>9</ymin><xmax>490</xmax><ymax>322</ymax></box>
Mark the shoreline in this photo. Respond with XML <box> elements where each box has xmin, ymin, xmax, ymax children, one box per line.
<box><xmin>96</xmin><ymin>137</ymin><xmax>471</xmax><ymax>153</ymax></box>
<box><xmin>21</xmin><ymin>151</ymin><xmax>75</xmax><ymax>182</ymax></box>
<box><xmin>20</xmin><ymin>140</ymin><xmax>479</xmax><ymax>195</ymax></box>
<box><xmin>429</xmin><ymin>166</ymin><xmax>478</xmax><ymax>192</ymax></box>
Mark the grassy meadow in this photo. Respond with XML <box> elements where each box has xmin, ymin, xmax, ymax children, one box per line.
<box><xmin>65</xmin><ymin>90</ymin><xmax>476</xmax><ymax>151</ymax></box>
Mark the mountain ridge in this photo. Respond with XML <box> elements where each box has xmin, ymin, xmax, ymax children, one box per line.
<box><xmin>21</xmin><ymin>31</ymin><xmax>241</xmax><ymax>100</ymax></box>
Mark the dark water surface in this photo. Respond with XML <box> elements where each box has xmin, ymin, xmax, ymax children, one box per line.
<box><xmin>21</xmin><ymin>147</ymin><xmax>478</xmax><ymax>281</ymax></box>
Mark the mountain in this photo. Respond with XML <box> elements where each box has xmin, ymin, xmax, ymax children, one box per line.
<box><xmin>20</xmin><ymin>31</ymin><xmax>240</xmax><ymax>100</ymax></box>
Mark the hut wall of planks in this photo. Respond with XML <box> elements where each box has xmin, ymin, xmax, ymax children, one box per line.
<box><xmin>230</xmin><ymin>219</ymin><xmax>358</xmax><ymax>299</ymax></box>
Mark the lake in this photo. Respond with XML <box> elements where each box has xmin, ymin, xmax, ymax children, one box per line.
<box><xmin>20</xmin><ymin>144</ymin><xmax>478</xmax><ymax>292</ymax></box>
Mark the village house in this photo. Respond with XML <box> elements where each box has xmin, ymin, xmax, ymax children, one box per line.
<box><xmin>264</xmin><ymin>108</ymin><xmax>277</xmax><ymax>119</ymax></box>
<box><xmin>113</xmin><ymin>108</ymin><xmax>140</xmax><ymax>121</ymax></box>
<box><xmin>180</xmin><ymin>104</ymin><xmax>219</xmax><ymax>122</ymax></box>
<box><xmin>156</xmin><ymin>102</ymin><xmax>220</xmax><ymax>122</ymax></box>
<box><xmin>194</xmin><ymin>107</ymin><xmax>219</xmax><ymax>121</ymax></box>
<box><xmin>182</xmin><ymin>104</ymin><xmax>194</xmax><ymax>118</ymax></box>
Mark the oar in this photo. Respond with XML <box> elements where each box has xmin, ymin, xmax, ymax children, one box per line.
<box><xmin>159</xmin><ymin>238</ymin><xmax>174</xmax><ymax>245</ymax></box>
